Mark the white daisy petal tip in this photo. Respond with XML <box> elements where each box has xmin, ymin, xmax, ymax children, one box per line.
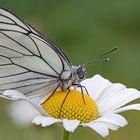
<box><xmin>114</xmin><ymin>104</ymin><xmax>140</xmax><ymax>114</ymax></box>
<box><xmin>93</xmin><ymin>74</ymin><xmax>106</xmax><ymax>79</ymax></box>
<box><xmin>83</xmin><ymin>122</ymin><xmax>109</xmax><ymax>137</ymax></box>
<box><xmin>3</xmin><ymin>90</ymin><xmax>26</xmax><ymax>100</ymax></box>
<box><xmin>32</xmin><ymin>116</ymin><xmax>42</xmax><ymax>125</ymax></box>
<box><xmin>113</xmin><ymin>114</ymin><xmax>128</xmax><ymax>127</ymax></box>
<box><xmin>99</xmin><ymin>88</ymin><xmax>140</xmax><ymax>114</ymax></box>
<box><xmin>80</xmin><ymin>74</ymin><xmax>108</xmax><ymax>86</ymax></box>
<box><xmin>63</xmin><ymin>119</ymin><xmax>80</xmax><ymax>133</ymax></box>
<box><xmin>99</xmin><ymin>114</ymin><xmax>128</xmax><ymax>128</ymax></box>
<box><xmin>33</xmin><ymin>116</ymin><xmax>61</xmax><ymax>127</ymax></box>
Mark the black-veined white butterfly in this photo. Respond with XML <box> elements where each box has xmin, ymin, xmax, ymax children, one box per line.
<box><xmin>0</xmin><ymin>7</ymin><xmax>116</xmax><ymax>100</ymax></box>
<box><xmin>0</xmin><ymin>7</ymin><xmax>88</xmax><ymax>98</ymax></box>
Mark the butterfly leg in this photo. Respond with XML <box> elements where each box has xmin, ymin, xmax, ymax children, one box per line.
<box><xmin>73</xmin><ymin>83</ymin><xmax>89</xmax><ymax>104</ymax></box>
<box><xmin>80</xmin><ymin>85</ymin><xmax>89</xmax><ymax>96</ymax></box>
<box><xmin>41</xmin><ymin>83</ymin><xmax>60</xmax><ymax>105</ymax></box>
<box><xmin>72</xmin><ymin>83</ymin><xmax>89</xmax><ymax>95</ymax></box>
<box><xmin>80</xmin><ymin>85</ymin><xmax>86</xmax><ymax>104</ymax></box>
<box><xmin>59</xmin><ymin>89</ymin><xmax>70</xmax><ymax>117</ymax></box>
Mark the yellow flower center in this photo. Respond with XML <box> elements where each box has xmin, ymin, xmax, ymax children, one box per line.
<box><xmin>42</xmin><ymin>89</ymin><xmax>99</xmax><ymax>123</ymax></box>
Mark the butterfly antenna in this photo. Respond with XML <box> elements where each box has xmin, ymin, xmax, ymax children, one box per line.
<box><xmin>85</xmin><ymin>58</ymin><xmax>110</xmax><ymax>65</ymax></box>
<box><xmin>83</xmin><ymin>47</ymin><xmax>117</xmax><ymax>66</ymax></box>
<box><xmin>95</xmin><ymin>47</ymin><xmax>117</xmax><ymax>59</ymax></box>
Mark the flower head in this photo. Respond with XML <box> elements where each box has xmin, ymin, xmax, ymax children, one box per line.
<box><xmin>1</xmin><ymin>74</ymin><xmax>140</xmax><ymax>137</ymax></box>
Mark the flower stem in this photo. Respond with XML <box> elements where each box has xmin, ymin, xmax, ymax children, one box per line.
<box><xmin>61</xmin><ymin>129</ymin><xmax>70</xmax><ymax>140</ymax></box>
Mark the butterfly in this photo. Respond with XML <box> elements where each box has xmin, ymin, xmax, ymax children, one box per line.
<box><xmin>0</xmin><ymin>7</ymin><xmax>117</xmax><ymax>101</ymax></box>
<box><xmin>0</xmin><ymin>7</ymin><xmax>88</xmax><ymax>99</ymax></box>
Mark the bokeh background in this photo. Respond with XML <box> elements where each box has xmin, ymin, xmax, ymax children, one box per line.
<box><xmin>0</xmin><ymin>0</ymin><xmax>140</xmax><ymax>140</ymax></box>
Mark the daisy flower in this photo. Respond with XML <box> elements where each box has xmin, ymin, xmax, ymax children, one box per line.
<box><xmin>1</xmin><ymin>74</ymin><xmax>140</xmax><ymax>139</ymax></box>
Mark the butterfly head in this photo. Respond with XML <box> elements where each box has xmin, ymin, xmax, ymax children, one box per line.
<box><xmin>76</xmin><ymin>65</ymin><xmax>87</xmax><ymax>79</ymax></box>
<box><xmin>71</xmin><ymin>65</ymin><xmax>87</xmax><ymax>81</ymax></box>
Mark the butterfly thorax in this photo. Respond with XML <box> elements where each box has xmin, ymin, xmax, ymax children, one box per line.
<box><xmin>60</xmin><ymin>65</ymin><xmax>87</xmax><ymax>90</ymax></box>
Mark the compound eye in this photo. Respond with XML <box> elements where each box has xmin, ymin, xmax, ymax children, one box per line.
<box><xmin>76</xmin><ymin>66</ymin><xmax>87</xmax><ymax>79</ymax></box>
<box><xmin>79</xmin><ymin>74</ymin><xmax>85</xmax><ymax>79</ymax></box>
<box><xmin>78</xmin><ymin>68</ymin><xmax>86</xmax><ymax>79</ymax></box>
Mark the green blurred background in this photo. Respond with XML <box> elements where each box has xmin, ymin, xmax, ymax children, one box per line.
<box><xmin>0</xmin><ymin>0</ymin><xmax>140</xmax><ymax>140</ymax></box>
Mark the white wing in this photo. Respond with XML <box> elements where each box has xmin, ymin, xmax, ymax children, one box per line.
<box><xmin>0</xmin><ymin>7</ymin><xmax>72</xmax><ymax>96</ymax></box>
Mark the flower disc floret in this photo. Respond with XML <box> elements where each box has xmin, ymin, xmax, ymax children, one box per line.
<box><xmin>42</xmin><ymin>90</ymin><xmax>99</xmax><ymax>123</ymax></box>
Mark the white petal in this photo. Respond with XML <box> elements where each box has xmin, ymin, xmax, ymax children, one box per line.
<box><xmin>41</xmin><ymin>117</ymin><xmax>61</xmax><ymax>127</ymax></box>
<box><xmin>94</xmin><ymin>114</ymin><xmax>128</xmax><ymax>127</ymax></box>
<box><xmin>8</xmin><ymin>101</ymin><xmax>40</xmax><ymax>127</ymax></box>
<box><xmin>97</xmin><ymin>83</ymin><xmax>126</xmax><ymax>105</ymax></box>
<box><xmin>80</xmin><ymin>74</ymin><xmax>112</xmax><ymax>101</ymax></box>
<box><xmin>109</xmin><ymin>114</ymin><xmax>128</xmax><ymax>127</ymax></box>
<box><xmin>83</xmin><ymin>122</ymin><xmax>109</xmax><ymax>137</ymax></box>
<box><xmin>99</xmin><ymin>88</ymin><xmax>140</xmax><ymax>114</ymax></box>
<box><xmin>103</xmin><ymin>123</ymin><xmax>119</xmax><ymax>131</ymax></box>
<box><xmin>0</xmin><ymin>94</ymin><xmax>14</xmax><ymax>100</ymax></box>
<box><xmin>114</xmin><ymin>104</ymin><xmax>140</xmax><ymax>113</ymax></box>
<box><xmin>3</xmin><ymin>90</ymin><xmax>26</xmax><ymax>100</ymax></box>
<box><xmin>33</xmin><ymin>116</ymin><xmax>44</xmax><ymax>125</ymax></box>
<box><xmin>63</xmin><ymin>119</ymin><xmax>80</xmax><ymax>132</ymax></box>
<box><xmin>3</xmin><ymin>90</ymin><xmax>47</xmax><ymax>115</ymax></box>
<box><xmin>33</xmin><ymin>116</ymin><xmax>61</xmax><ymax>127</ymax></box>
<box><xmin>83</xmin><ymin>114</ymin><xmax>127</xmax><ymax>137</ymax></box>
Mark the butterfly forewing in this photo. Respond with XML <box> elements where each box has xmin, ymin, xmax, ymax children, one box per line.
<box><xmin>0</xmin><ymin>7</ymin><xmax>72</xmax><ymax>96</ymax></box>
